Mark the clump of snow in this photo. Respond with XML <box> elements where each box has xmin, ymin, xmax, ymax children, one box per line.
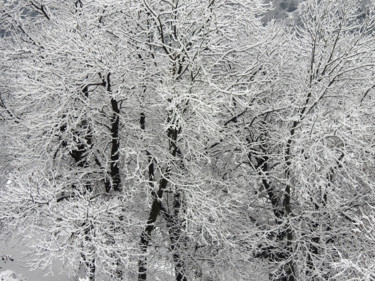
<box><xmin>0</xmin><ymin>270</ymin><xmax>27</xmax><ymax>281</ymax></box>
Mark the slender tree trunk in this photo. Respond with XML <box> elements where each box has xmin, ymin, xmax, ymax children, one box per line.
<box><xmin>161</xmin><ymin>192</ymin><xmax>188</xmax><ymax>281</ymax></box>
<box><xmin>283</xmin><ymin>138</ymin><xmax>295</xmax><ymax>281</ymax></box>
<box><xmin>138</xmin><ymin>177</ymin><xmax>169</xmax><ymax>280</ymax></box>
<box><xmin>88</xmin><ymin>258</ymin><xmax>96</xmax><ymax>281</ymax></box>
<box><xmin>254</xmin><ymin>155</ymin><xmax>284</xmax><ymax>220</ymax></box>
<box><xmin>81</xmin><ymin>222</ymin><xmax>96</xmax><ymax>281</ymax></box>
<box><xmin>254</xmin><ymin>154</ymin><xmax>295</xmax><ymax>281</ymax></box>
<box><xmin>105</xmin><ymin>73</ymin><xmax>121</xmax><ymax>192</ymax></box>
<box><xmin>138</xmin><ymin>112</ymin><xmax>170</xmax><ymax>280</ymax></box>
<box><xmin>138</xmin><ymin>110</ymin><xmax>184</xmax><ymax>281</ymax></box>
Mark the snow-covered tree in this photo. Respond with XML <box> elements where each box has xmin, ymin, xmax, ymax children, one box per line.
<box><xmin>215</xmin><ymin>0</ymin><xmax>375</xmax><ymax>280</ymax></box>
<box><xmin>0</xmin><ymin>0</ymin><xmax>269</xmax><ymax>280</ymax></box>
<box><xmin>0</xmin><ymin>0</ymin><xmax>374</xmax><ymax>280</ymax></box>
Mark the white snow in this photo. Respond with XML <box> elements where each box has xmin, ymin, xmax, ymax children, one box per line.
<box><xmin>0</xmin><ymin>270</ymin><xmax>27</xmax><ymax>281</ymax></box>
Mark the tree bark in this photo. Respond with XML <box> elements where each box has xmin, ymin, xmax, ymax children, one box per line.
<box><xmin>138</xmin><ymin>177</ymin><xmax>169</xmax><ymax>280</ymax></box>
<box><xmin>138</xmin><ymin>110</ymin><xmax>186</xmax><ymax>281</ymax></box>
<box><xmin>105</xmin><ymin>73</ymin><xmax>121</xmax><ymax>192</ymax></box>
<box><xmin>161</xmin><ymin>193</ymin><xmax>188</xmax><ymax>281</ymax></box>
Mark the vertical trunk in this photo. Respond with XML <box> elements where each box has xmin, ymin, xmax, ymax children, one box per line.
<box><xmin>306</xmin><ymin>153</ymin><xmax>343</xmax><ymax>278</ymax></box>
<box><xmin>88</xmin><ymin>259</ymin><xmax>96</xmax><ymax>281</ymax></box>
<box><xmin>138</xmin><ymin>112</ymin><xmax>169</xmax><ymax>281</ymax></box>
<box><xmin>80</xmin><ymin>252</ymin><xmax>96</xmax><ymax>281</ymax></box>
<box><xmin>105</xmin><ymin>73</ymin><xmax>121</xmax><ymax>192</ymax></box>
<box><xmin>165</xmin><ymin>123</ymin><xmax>188</xmax><ymax>281</ymax></box>
<box><xmin>254</xmin><ymin>154</ymin><xmax>295</xmax><ymax>281</ymax></box>
<box><xmin>254</xmin><ymin>155</ymin><xmax>284</xmax><ymax>221</ymax></box>
<box><xmin>138</xmin><ymin>177</ymin><xmax>169</xmax><ymax>280</ymax></box>
<box><xmin>66</xmin><ymin>85</ymin><xmax>93</xmax><ymax>192</ymax></box>
<box><xmin>138</xmin><ymin>110</ymin><xmax>186</xmax><ymax>281</ymax></box>
<box><xmin>161</xmin><ymin>193</ymin><xmax>188</xmax><ymax>281</ymax></box>
<box><xmin>81</xmin><ymin>222</ymin><xmax>96</xmax><ymax>281</ymax></box>
<box><xmin>283</xmin><ymin>137</ymin><xmax>295</xmax><ymax>281</ymax></box>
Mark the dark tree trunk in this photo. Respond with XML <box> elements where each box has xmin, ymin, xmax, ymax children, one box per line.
<box><xmin>104</xmin><ymin>73</ymin><xmax>121</xmax><ymax>192</ymax></box>
<box><xmin>254</xmin><ymin>155</ymin><xmax>284</xmax><ymax>220</ymax></box>
<box><xmin>138</xmin><ymin>110</ymin><xmax>185</xmax><ymax>281</ymax></box>
<box><xmin>161</xmin><ymin>193</ymin><xmax>188</xmax><ymax>281</ymax></box>
<box><xmin>138</xmin><ymin>112</ymin><xmax>169</xmax><ymax>281</ymax></box>
<box><xmin>250</xmin><ymin>139</ymin><xmax>296</xmax><ymax>281</ymax></box>
<box><xmin>138</xmin><ymin>177</ymin><xmax>169</xmax><ymax>280</ymax></box>
<box><xmin>88</xmin><ymin>258</ymin><xmax>96</xmax><ymax>281</ymax></box>
<box><xmin>61</xmin><ymin>84</ymin><xmax>93</xmax><ymax>192</ymax></box>
<box><xmin>80</xmin><ymin>221</ymin><xmax>96</xmax><ymax>281</ymax></box>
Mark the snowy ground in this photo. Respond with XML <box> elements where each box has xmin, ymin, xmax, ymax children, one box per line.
<box><xmin>0</xmin><ymin>241</ymin><xmax>69</xmax><ymax>281</ymax></box>
<box><xmin>0</xmin><ymin>270</ymin><xmax>27</xmax><ymax>281</ymax></box>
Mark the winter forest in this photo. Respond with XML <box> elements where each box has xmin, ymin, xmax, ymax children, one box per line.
<box><xmin>0</xmin><ymin>0</ymin><xmax>374</xmax><ymax>280</ymax></box>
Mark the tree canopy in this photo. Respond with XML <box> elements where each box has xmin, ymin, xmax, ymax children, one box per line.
<box><xmin>0</xmin><ymin>0</ymin><xmax>375</xmax><ymax>280</ymax></box>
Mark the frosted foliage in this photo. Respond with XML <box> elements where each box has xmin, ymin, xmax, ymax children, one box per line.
<box><xmin>0</xmin><ymin>0</ymin><xmax>374</xmax><ymax>280</ymax></box>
